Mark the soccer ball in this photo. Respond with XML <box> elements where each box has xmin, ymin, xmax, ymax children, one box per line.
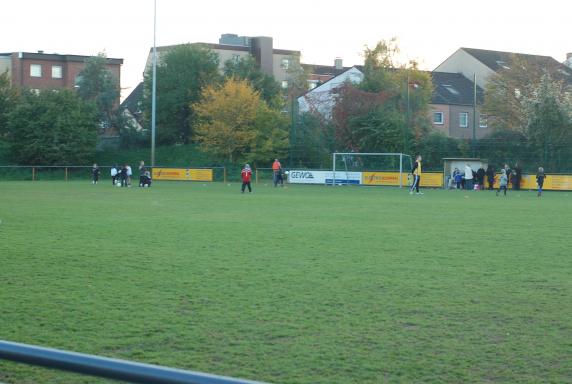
<box><xmin>285</xmin><ymin>171</ymin><xmax>290</xmax><ymax>175</ymax></box>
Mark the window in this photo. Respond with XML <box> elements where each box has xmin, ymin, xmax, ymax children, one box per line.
<box><xmin>496</xmin><ymin>60</ymin><xmax>511</xmax><ymax>70</ymax></box>
<box><xmin>74</xmin><ymin>75</ymin><xmax>83</xmax><ymax>89</ymax></box>
<box><xmin>281</xmin><ymin>80</ymin><xmax>288</xmax><ymax>89</ymax></box>
<box><xmin>52</xmin><ymin>65</ymin><xmax>63</xmax><ymax>79</ymax></box>
<box><xmin>442</xmin><ymin>84</ymin><xmax>459</xmax><ymax>95</ymax></box>
<box><xmin>30</xmin><ymin>64</ymin><xmax>42</xmax><ymax>77</ymax></box>
<box><xmin>433</xmin><ymin>112</ymin><xmax>444</xmax><ymax>125</ymax></box>
<box><xmin>479</xmin><ymin>114</ymin><xmax>488</xmax><ymax>128</ymax></box>
<box><xmin>307</xmin><ymin>80</ymin><xmax>319</xmax><ymax>90</ymax></box>
<box><xmin>281</xmin><ymin>58</ymin><xmax>290</xmax><ymax>70</ymax></box>
<box><xmin>459</xmin><ymin>112</ymin><xmax>469</xmax><ymax>128</ymax></box>
<box><xmin>514</xmin><ymin>88</ymin><xmax>521</xmax><ymax>99</ymax></box>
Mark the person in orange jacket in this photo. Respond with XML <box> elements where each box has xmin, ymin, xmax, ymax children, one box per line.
<box><xmin>272</xmin><ymin>158</ymin><xmax>283</xmax><ymax>187</ymax></box>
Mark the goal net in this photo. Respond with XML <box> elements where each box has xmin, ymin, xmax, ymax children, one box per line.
<box><xmin>332</xmin><ymin>152</ymin><xmax>413</xmax><ymax>187</ymax></box>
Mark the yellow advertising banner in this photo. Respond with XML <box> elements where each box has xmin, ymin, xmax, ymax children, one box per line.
<box><xmin>362</xmin><ymin>172</ymin><xmax>443</xmax><ymax>187</ymax></box>
<box><xmin>421</xmin><ymin>173</ymin><xmax>444</xmax><ymax>188</ymax></box>
<box><xmin>484</xmin><ymin>174</ymin><xmax>572</xmax><ymax>191</ymax></box>
<box><xmin>362</xmin><ymin>172</ymin><xmax>404</xmax><ymax>186</ymax></box>
<box><xmin>152</xmin><ymin>168</ymin><xmax>213</xmax><ymax>182</ymax></box>
<box><xmin>546</xmin><ymin>175</ymin><xmax>572</xmax><ymax>190</ymax></box>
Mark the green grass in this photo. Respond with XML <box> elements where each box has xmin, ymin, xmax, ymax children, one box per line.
<box><xmin>0</xmin><ymin>181</ymin><xmax>571</xmax><ymax>383</ymax></box>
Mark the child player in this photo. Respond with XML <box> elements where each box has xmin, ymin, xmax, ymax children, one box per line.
<box><xmin>496</xmin><ymin>169</ymin><xmax>508</xmax><ymax>196</ymax></box>
<box><xmin>536</xmin><ymin>167</ymin><xmax>546</xmax><ymax>197</ymax></box>
<box><xmin>92</xmin><ymin>163</ymin><xmax>100</xmax><ymax>184</ymax></box>
<box><xmin>409</xmin><ymin>155</ymin><xmax>423</xmax><ymax>195</ymax></box>
<box><xmin>241</xmin><ymin>164</ymin><xmax>253</xmax><ymax>193</ymax></box>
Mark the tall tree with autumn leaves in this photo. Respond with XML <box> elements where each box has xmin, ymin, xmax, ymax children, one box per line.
<box><xmin>193</xmin><ymin>78</ymin><xmax>288</xmax><ymax>165</ymax></box>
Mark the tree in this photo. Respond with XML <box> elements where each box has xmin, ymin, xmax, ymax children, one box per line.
<box><xmin>523</xmin><ymin>73</ymin><xmax>572</xmax><ymax>169</ymax></box>
<box><xmin>0</xmin><ymin>70</ymin><xmax>17</xmax><ymax>136</ymax></box>
<box><xmin>360</xmin><ymin>38</ymin><xmax>401</xmax><ymax>94</ymax></box>
<box><xmin>359</xmin><ymin>39</ymin><xmax>432</xmax><ymax>143</ymax></box>
<box><xmin>6</xmin><ymin>90</ymin><xmax>98</xmax><ymax>164</ymax></box>
<box><xmin>143</xmin><ymin>44</ymin><xmax>220</xmax><ymax>145</ymax></box>
<box><xmin>193</xmin><ymin>78</ymin><xmax>288</xmax><ymax>164</ymax></box>
<box><xmin>76</xmin><ymin>53</ymin><xmax>120</xmax><ymax>132</ymax></box>
<box><xmin>223</xmin><ymin>56</ymin><xmax>282</xmax><ymax>108</ymax></box>
<box><xmin>291</xmin><ymin>112</ymin><xmax>335</xmax><ymax>168</ymax></box>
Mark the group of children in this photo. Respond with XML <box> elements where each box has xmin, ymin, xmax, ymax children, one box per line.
<box><xmin>91</xmin><ymin>161</ymin><xmax>152</xmax><ymax>187</ymax></box>
<box><xmin>490</xmin><ymin>166</ymin><xmax>546</xmax><ymax>197</ymax></box>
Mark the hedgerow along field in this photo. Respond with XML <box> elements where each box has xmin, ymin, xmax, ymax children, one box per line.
<box><xmin>0</xmin><ymin>181</ymin><xmax>570</xmax><ymax>383</ymax></box>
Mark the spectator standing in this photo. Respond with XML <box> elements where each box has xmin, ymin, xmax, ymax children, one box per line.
<box><xmin>120</xmin><ymin>164</ymin><xmax>128</xmax><ymax>187</ymax></box>
<box><xmin>452</xmin><ymin>168</ymin><xmax>462</xmax><ymax>189</ymax></box>
<box><xmin>111</xmin><ymin>165</ymin><xmax>118</xmax><ymax>186</ymax></box>
<box><xmin>536</xmin><ymin>167</ymin><xmax>546</xmax><ymax>197</ymax></box>
<box><xmin>486</xmin><ymin>165</ymin><xmax>495</xmax><ymax>190</ymax></box>
<box><xmin>92</xmin><ymin>164</ymin><xmax>100</xmax><ymax>185</ymax></box>
<box><xmin>496</xmin><ymin>169</ymin><xmax>508</xmax><ymax>196</ymax></box>
<box><xmin>513</xmin><ymin>163</ymin><xmax>522</xmax><ymax>190</ymax></box>
<box><xmin>241</xmin><ymin>164</ymin><xmax>253</xmax><ymax>193</ymax></box>
<box><xmin>126</xmin><ymin>164</ymin><xmax>133</xmax><ymax>187</ymax></box>
<box><xmin>464</xmin><ymin>164</ymin><xmax>474</xmax><ymax>190</ymax></box>
<box><xmin>272</xmin><ymin>159</ymin><xmax>283</xmax><ymax>187</ymax></box>
<box><xmin>504</xmin><ymin>164</ymin><xmax>511</xmax><ymax>188</ymax></box>
<box><xmin>138</xmin><ymin>161</ymin><xmax>147</xmax><ymax>187</ymax></box>
<box><xmin>477</xmin><ymin>166</ymin><xmax>486</xmax><ymax>191</ymax></box>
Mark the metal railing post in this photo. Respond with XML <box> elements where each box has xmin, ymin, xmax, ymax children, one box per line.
<box><xmin>65</xmin><ymin>167</ymin><xmax>68</xmax><ymax>182</ymax></box>
<box><xmin>223</xmin><ymin>167</ymin><xmax>227</xmax><ymax>184</ymax></box>
<box><xmin>0</xmin><ymin>340</ymin><xmax>267</xmax><ymax>384</ymax></box>
<box><xmin>32</xmin><ymin>167</ymin><xmax>35</xmax><ymax>181</ymax></box>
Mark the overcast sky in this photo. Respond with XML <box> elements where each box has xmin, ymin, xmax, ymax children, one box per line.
<box><xmin>2</xmin><ymin>0</ymin><xmax>570</xmax><ymax>100</ymax></box>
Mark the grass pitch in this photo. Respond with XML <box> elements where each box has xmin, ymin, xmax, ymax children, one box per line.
<box><xmin>0</xmin><ymin>181</ymin><xmax>571</xmax><ymax>383</ymax></box>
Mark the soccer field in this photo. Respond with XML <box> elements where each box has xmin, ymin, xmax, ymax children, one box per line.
<box><xmin>0</xmin><ymin>181</ymin><xmax>571</xmax><ymax>383</ymax></box>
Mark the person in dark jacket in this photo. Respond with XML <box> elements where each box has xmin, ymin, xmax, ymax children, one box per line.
<box><xmin>476</xmin><ymin>167</ymin><xmax>486</xmax><ymax>191</ymax></box>
<box><xmin>138</xmin><ymin>160</ymin><xmax>147</xmax><ymax>187</ymax></box>
<box><xmin>536</xmin><ymin>167</ymin><xmax>546</xmax><ymax>197</ymax></box>
<box><xmin>120</xmin><ymin>164</ymin><xmax>128</xmax><ymax>187</ymax></box>
<box><xmin>513</xmin><ymin>163</ymin><xmax>522</xmax><ymax>190</ymax></box>
<box><xmin>91</xmin><ymin>164</ymin><xmax>100</xmax><ymax>185</ymax></box>
<box><xmin>486</xmin><ymin>165</ymin><xmax>495</xmax><ymax>190</ymax></box>
<box><xmin>504</xmin><ymin>163</ymin><xmax>511</xmax><ymax>188</ymax></box>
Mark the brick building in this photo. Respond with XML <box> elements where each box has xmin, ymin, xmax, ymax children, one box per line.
<box><xmin>0</xmin><ymin>51</ymin><xmax>122</xmax><ymax>99</ymax></box>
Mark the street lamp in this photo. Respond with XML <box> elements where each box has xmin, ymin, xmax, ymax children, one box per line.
<box><xmin>151</xmin><ymin>0</ymin><xmax>157</xmax><ymax>168</ymax></box>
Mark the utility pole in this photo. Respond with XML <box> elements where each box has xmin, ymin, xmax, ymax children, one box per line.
<box><xmin>151</xmin><ymin>0</ymin><xmax>157</xmax><ymax>168</ymax></box>
<box><xmin>472</xmin><ymin>73</ymin><xmax>477</xmax><ymax>158</ymax></box>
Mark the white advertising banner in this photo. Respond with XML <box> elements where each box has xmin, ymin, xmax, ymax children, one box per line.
<box><xmin>288</xmin><ymin>170</ymin><xmax>361</xmax><ymax>185</ymax></box>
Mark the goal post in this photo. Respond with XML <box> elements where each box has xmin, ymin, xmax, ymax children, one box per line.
<box><xmin>331</xmin><ymin>152</ymin><xmax>413</xmax><ymax>187</ymax></box>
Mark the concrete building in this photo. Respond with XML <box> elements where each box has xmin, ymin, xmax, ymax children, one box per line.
<box><xmin>144</xmin><ymin>34</ymin><xmax>300</xmax><ymax>85</ymax></box>
<box><xmin>0</xmin><ymin>51</ymin><xmax>122</xmax><ymax>96</ymax></box>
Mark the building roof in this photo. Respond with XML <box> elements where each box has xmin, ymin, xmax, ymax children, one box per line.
<box><xmin>10</xmin><ymin>52</ymin><xmax>123</xmax><ymax>65</ymax></box>
<box><xmin>303</xmin><ymin>64</ymin><xmax>363</xmax><ymax>77</ymax></box>
<box><xmin>121</xmin><ymin>82</ymin><xmax>144</xmax><ymax>115</ymax></box>
<box><xmin>461</xmin><ymin>47</ymin><xmax>572</xmax><ymax>78</ymax></box>
<box><xmin>431</xmin><ymin>72</ymin><xmax>484</xmax><ymax>106</ymax></box>
<box><xmin>152</xmin><ymin>43</ymin><xmax>300</xmax><ymax>56</ymax></box>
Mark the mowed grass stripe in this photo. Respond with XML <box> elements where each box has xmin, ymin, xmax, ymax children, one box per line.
<box><xmin>0</xmin><ymin>181</ymin><xmax>570</xmax><ymax>383</ymax></box>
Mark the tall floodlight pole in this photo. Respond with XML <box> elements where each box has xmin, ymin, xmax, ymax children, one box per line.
<box><xmin>473</xmin><ymin>73</ymin><xmax>477</xmax><ymax>158</ymax></box>
<box><xmin>151</xmin><ymin>0</ymin><xmax>157</xmax><ymax>168</ymax></box>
